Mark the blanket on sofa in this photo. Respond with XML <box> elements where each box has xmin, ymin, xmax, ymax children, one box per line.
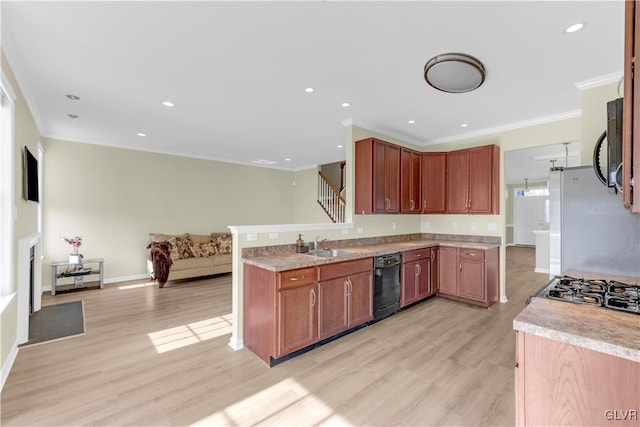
<box><xmin>147</xmin><ymin>241</ymin><xmax>173</xmax><ymax>286</ymax></box>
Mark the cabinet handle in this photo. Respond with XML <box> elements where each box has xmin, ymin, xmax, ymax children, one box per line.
<box><xmin>416</xmin><ymin>264</ymin><xmax>421</xmax><ymax>276</ymax></box>
<box><xmin>410</xmin><ymin>199</ymin><xmax>414</xmax><ymax>211</ymax></box>
<box><xmin>349</xmin><ymin>279</ymin><xmax>353</xmax><ymax>295</ymax></box>
<box><xmin>459</xmin><ymin>263</ymin><xmax>462</xmax><ymax>272</ymax></box>
<box><xmin>344</xmin><ymin>279</ymin><xmax>351</xmax><ymax>296</ymax></box>
<box><xmin>311</xmin><ymin>289</ymin><xmax>316</xmax><ymax>306</ymax></box>
<box><xmin>289</xmin><ymin>276</ymin><xmax>305</xmax><ymax>281</ymax></box>
<box><xmin>423</xmin><ymin>200</ymin><xmax>426</xmax><ymax>209</ymax></box>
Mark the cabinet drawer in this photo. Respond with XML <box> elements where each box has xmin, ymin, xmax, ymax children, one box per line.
<box><xmin>459</xmin><ymin>248</ymin><xmax>485</xmax><ymax>260</ymax></box>
<box><xmin>318</xmin><ymin>258</ymin><xmax>372</xmax><ymax>281</ymax></box>
<box><xmin>402</xmin><ymin>248</ymin><xmax>431</xmax><ymax>263</ymax></box>
<box><xmin>278</xmin><ymin>267</ymin><xmax>316</xmax><ymax>290</ymax></box>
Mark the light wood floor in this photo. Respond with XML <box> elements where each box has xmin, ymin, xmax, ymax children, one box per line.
<box><xmin>1</xmin><ymin>247</ymin><xmax>548</xmax><ymax>427</ymax></box>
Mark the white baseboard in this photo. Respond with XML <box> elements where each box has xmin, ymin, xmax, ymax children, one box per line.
<box><xmin>1</xmin><ymin>341</ymin><xmax>18</xmax><ymax>392</ymax></box>
<box><xmin>228</xmin><ymin>336</ymin><xmax>244</xmax><ymax>351</ymax></box>
<box><xmin>534</xmin><ymin>268</ymin><xmax>550</xmax><ymax>274</ymax></box>
<box><xmin>506</xmin><ymin>243</ymin><xmax>516</xmax><ymax>247</ymax></box>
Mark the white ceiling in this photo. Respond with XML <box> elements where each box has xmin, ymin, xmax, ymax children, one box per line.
<box><xmin>1</xmin><ymin>1</ymin><xmax>624</xmax><ymax>171</ymax></box>
<box><xmin>504</xmin><ymin>141</ymin><xmax>580</xmax><ymax>185</ymax></box>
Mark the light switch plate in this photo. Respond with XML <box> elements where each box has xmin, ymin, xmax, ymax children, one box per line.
<box><xmin>246</xmin><ymin>233</ymin><xmax>258</xmax><ymax>241</ymax></box>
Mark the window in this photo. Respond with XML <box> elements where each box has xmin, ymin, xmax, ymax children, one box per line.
<box><xmin>1</xmin><ymin>72</ymin><xmax>16</xmax><ymax>297</ymax></box>
<box><xmin>515</xmin><ymin>188</ymin><xmax>550</xmax><ymax>197</ymax></box>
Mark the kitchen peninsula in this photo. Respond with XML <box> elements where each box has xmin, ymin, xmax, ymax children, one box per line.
<box><xmin>242</xmin><ymin>233</ymin><xmax>499</xmax><ymax>366</ymax></box>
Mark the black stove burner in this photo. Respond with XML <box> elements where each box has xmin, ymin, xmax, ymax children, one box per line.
<box><xmin>538</xmin><ymin>276</ymin><xmax>639</xmax><ymax>314</ymax></box>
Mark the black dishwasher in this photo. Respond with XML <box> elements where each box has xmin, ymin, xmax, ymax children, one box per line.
<box><xmin>372</xmin><ymin>253</ymin><xmax>401</xmax><ymax>321</ymax></box>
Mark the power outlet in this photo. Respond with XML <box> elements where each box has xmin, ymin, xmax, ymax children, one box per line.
<box><xmin>246</xmin><ymin>233</ymin><xmax>258</xmax><ymax>241</ymax></box>
<box><xmin>392</xmin><ymin>222</ymin><xmax>396</xmax><ymax>230</ymax></box>
<box><xmin>488</xmin><ymin>223</ymin><xmax>497</xmax><ymax>231</ymax></box>
<box><xmin>471</xmin><ymin>223</ymin><xmax>477</xmax><ymax>231</ymax></box>
<box><xmin>357</xmin><ymin>228</ymin><xmax>364</xmax><ymax>234</ymax></box>
<box><xmin>268</xmin><ymin>232</ymin><xmax>279</xmax><ymax>240</ymax></box>
<box><xmin>422</xmin><ymin>221</ymin><xmax>430</xmax><ymax>230</ymax></box>
<box><xmin>341</xmin><ymin>228</ymin><xmax>349</xmax><ymax>235</ymax></box>
<box><xmin>452</xmin><ymin>222</ymin><xmax>458</xmax><ymax>230</ymax></box>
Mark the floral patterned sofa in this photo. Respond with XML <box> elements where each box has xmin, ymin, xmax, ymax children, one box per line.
<box><xmin>147</xmin><ymin>232</ymin><xmax>232</xmax><ymax>287</ymax></box>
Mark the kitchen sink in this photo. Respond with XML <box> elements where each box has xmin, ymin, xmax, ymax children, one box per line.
<box><xmin>305</xmin><ymin>249</ymin><xmax>354</xmax><ymax>258</ymax></box>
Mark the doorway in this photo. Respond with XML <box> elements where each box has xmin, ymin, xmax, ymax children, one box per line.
<box><xmin>514</xmin><ymin>189</ymin><xmax>549</xmax><ymax>246</ymax></box>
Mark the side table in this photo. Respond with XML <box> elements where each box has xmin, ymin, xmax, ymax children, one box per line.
<box><xmin>51</xmin><ymin>258</ymin><xmax>104</xmax><ymax>295</ymax></box>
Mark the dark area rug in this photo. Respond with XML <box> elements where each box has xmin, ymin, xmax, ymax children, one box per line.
<box><xmin>24</xmin><ymin>301</ymin><xmax>85</xmax><ymax>346</ymax></box>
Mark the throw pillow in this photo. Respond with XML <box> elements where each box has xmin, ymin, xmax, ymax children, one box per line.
<box><xmin>175</xmin><ymin>236</ymin><xmax>193</xmax><ymax>259</ymax></box>
<box><xmin>215</xmin><ymin>233</ymin><xmax>232</xmax><ymax>254</ymax></box>
<box><xmin>167</xmin><ymin>237</ymin><xmax>182</xmax><ymax>262</ymax></box>
<box><xmin>201</xmin><ymin>242</ymin><xmax>219</xmax><ymax>257</ymax></box>
<box><xmin>189</xmin><ymin>242</ymin><xmax>205</xmax><ymax>258</ymax></box>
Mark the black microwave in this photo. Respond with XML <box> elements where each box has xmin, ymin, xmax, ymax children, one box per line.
<box><xmin>593</xmin><ymin>97</ymin><xmax>623</xmax><ymax>192</ymax></box>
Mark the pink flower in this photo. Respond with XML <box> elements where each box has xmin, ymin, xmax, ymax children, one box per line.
<box><xmin>61</xmin><ymin>235</ymin><xmax>82</xmax><ymax>247</ymax></box>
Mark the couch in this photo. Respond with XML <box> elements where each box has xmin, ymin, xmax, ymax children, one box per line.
<box><xmin>147</xmin><ymin>232</ymin><xmax>232</xmax><ymax>288</ymax></box>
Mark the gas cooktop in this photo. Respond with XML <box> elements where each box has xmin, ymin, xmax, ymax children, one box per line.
<box><xmin>531</xmin><ymin>275</ymin><xmax>640</xmax><ymax>315</ymax></box>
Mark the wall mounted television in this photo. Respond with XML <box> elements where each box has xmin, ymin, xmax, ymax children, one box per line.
<box><xmin>23</xmin><ymin>146</ymin><xmax>39</xmax><ymax>202</ymax></box>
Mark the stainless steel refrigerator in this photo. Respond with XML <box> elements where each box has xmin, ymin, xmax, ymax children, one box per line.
<box><xmin>549</xmin><ymin>166</ymin><xmax>640</xmax><ymax>278</ymax></box>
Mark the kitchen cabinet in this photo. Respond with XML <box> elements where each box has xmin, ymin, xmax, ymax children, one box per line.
<box><xmin>355</xmin><ymin>138</ymin><xmax>400</xmax><ymax>214</ymax></box>
<box><xmin>400</xmin><ymin>148</ymin><xmax>422</xmax><ymax>214</ymax></box>
<box><xmin>430</xmin><ymin>246</ymin><xmax>439</xmax><ymax>293</ymax></box>
<box><xmin>437</xmin><ymin>246</ymin><xmax>499</xmax><ymax>308</ymax></box>
<box><xmin>318</xmin><ymin>258</ymin><xmax>373</xmax><ymax>340</ymax></box>
<box><xmin>401</xmin><ymin>248</ymin><xmax>432</xmax><ymax>307</ymax></box>
<box><xmin>515</xmin><ymin>331</ymin><xmax>639</xmax><ymax>426</ymax></box>
<box><xmin>623</xmin><ymin>0</ymin><xmax>639</xmax><ymax>212</ymax></box>
<box><xmin>421</xmin><ymin>152</ymin><xmax>447</xmax><ymax>214</ymax></box>
<box><xmin>243</xmin><ymin>264</ymin><xmax>318</xmax><ymax>364</ymax></box>
<box><xmin>446</xmin><ymin>144</ymin><xmax>500</xmax><ymax>214</ymax></box>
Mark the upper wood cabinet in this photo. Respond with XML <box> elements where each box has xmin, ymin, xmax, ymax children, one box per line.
<box><xmin>623</xmin><ymin>0</ymin><xmax>638</xmax><ymax>212</ymax></box>
<box><xmin>421</xmin><ymin>152</ymin><xmax>447</xmax><ymax>214</ymax></box>
<box><xmin>355</xmin><ymin>138</ymin><xmax>400</xmax><ymax>214</ymax></box>
<box><xmin>400</xmin><ymin>148</ymin><xmax>422</xmax><ymax>214</ymax></box>
<box><xmin>446</xmin><ymin>144</ymin><xmax>500</xmax><ymax>214</ymax></box>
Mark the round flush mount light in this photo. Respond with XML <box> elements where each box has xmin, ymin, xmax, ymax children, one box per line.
<box><xmin>564</xmin><ymin>22</ymin><xmax>585</xmax><ymax>34</ymax></box>
<box><xmin>424</xmin><ymin>53</ymin><xmax>486</xmax><ymax>93</ymax></box>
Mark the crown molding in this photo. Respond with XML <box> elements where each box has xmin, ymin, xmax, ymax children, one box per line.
<box><xmin>425</xmin><ymin>110</ymin><xmax>582</xmax><ymax>145</ymax></box>
<box><xmin>574</xmin><ymin>72</ymin><xmax>623</xmax><ymax>91</ymax></box>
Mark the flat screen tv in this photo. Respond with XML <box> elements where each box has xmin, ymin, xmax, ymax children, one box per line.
<box><xmin>23</xmin><ymin>146</ymin><xmax>39</xmax><ymax>202</ymax></box>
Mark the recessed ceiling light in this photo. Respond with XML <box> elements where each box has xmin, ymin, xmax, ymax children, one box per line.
<box><xmin>67</xmin><ymin>114</ymin><xmax>79</xmax><ymax>119</ymax></box>
<box><xmin>564</xmin><ymin>22</ymin><xmax>585</xmax><ymax>34</ymax></box>
<box><xmin>341</xmin><ymin>102</ymin><xmax>350</xmax><ymax>107</ymax></box>
<box><xmin>65</xmin><ymin>94</ymin><xmax>80</xmax><ymax>101</ymax></box>
<box><xmin>408</xmin><ymin>120</ymin><xmax>416</xmax><ymax>124</ymax></box>
<box><xmin>285</xmin><ymin>158</ymin><xmax>291</xmax><ymax>162</ymax></box>
<box><xmin>337</xmin><ymin>145</ymin><xmax>344</xmax><ymax>149</ymax></box>
<box><xmin>461</xmin><ymin>123</ymin><xmax>469</xmax><ymax>128</ymax></box>
<box><xmin>137</xmin><ymin>133</ymin><xmax>146</xmax><ymax>137</ymax></box>
<box><xmin>305</xmin><ymin>88</ymin><xmax>314</xmax><ymax>93</ymax></box>
<box><xmin>162</xmin><ymin>101</ymin><xmax>175</xmax><ymax>107</ymax></box>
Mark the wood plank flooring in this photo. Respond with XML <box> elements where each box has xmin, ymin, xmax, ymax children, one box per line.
<box><xmin>1</xmin><ymin>246</ymin><xmax>548</xmax><ymax>426</ymax></box>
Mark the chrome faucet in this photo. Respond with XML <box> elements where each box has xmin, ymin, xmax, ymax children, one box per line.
<box><xmin>314</xmin><ymin>236</ymin><xmax>328</xmax><ymax>250</ymax></box>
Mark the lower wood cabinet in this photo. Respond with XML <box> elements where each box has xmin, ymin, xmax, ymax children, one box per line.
<box><xmin>401</xmin><ymin>248</ymin><xmax>433</xmax><ymax>307</ymax></box>
<box><xmin>437</xmin><ymin>246</ymin><xmax>499</xmax><ymax>308</ymax></box>
<box><xmin>318</xmin><ymin>258</ymin><xmax>373</xmax><ymax>340</ymax></box>
<box><xmin>515</xmin><ymin>331</ymin><xmax>639</xmax><ymax>426</ymax></box>
<box><xmin>244</xmin><ymin>259</ymin><xmax>372</xmax><ymax>365</ymax></box>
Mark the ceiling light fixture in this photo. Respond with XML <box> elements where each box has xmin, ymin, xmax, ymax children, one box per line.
<box><xmin>67</xmin><ymin>114</ymin><xmax>79</xmax><ymax>119</ymax></box>
<box><xmin>65</xmin><ymin>94</ymin><xmax>80</xmax><ymax>101</ymax></box>
<box><xmin>137</xmin><ymin>133</ymin><xmax>146</xmax><ymax>137</ymax></box>
<box><xmin>305</xmin><ymin>88</ymin><xmax>314</xmax><ymax>93</ymax></box>
<box><xmin>461</xmin><ymin>123</ymin><xmax>469</xmax><ymax>128</ymax></box>
<box><xmin>424</xmin><ymin>53</ymin><xmax>486</xmax><ymax>93</ymax></box>
<box><xmin>408</xmin><ymin>120</ymin><xmax>416</xmax><ymax>124</ymax></box>
<box><xmin>251</xmin><ymin>159</ymin><xmax>277</xmax><ymax>165</ymax></box>
<box><xmin>337</xmin><ymin>145</ymin><xmax>344</xmax><ymax>149</ymax></box>
<box><xmin>341</xmin><ymin>102</ymin><xmax>350</xmax><ymax>107</ymax></box>
<box><xmin>162</xmin><ymin>101</ymin><xmax>175</xmax><ymax>107</ymax></box>
<box><xmin>285</xmin><ymin>158</ymin><xmax>291</xmax><ymax>162</ymax></box>
<box><xmin>564</xmin><ymin>22</ymin><xmax>585</xmax><ymax>34</ymax></box>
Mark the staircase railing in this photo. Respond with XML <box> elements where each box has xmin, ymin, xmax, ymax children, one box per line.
<box><xmin>318</xmin><ymin>171</ymin><xmax>346</xmax><ymax>223</ymax></box>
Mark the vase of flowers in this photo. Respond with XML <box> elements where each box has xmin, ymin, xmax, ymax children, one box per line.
<box><xmin>61</xmin><ymin>235</ymin><xmax>83</xmax><ymax>265</ymax></box>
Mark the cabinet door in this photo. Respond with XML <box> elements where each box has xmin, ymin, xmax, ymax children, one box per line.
<box><xmin>468</xmin><ymin>145</ymin><xmax>495</xmax><ymax>214</ymax></box>
<box><xmin>446</xmin><ymin>149</ymin><xmax>470</xmax><ymax>213</ymax></box>
<box><xmin>318</xmin><ymin>278</ymin><xmax>349</xmax><ymax>340</ymax></box>
<box><xmin>623</xmin><ymin>0</ymin><xmax>639</xmax><ymax>212</ymax></box>
<box><xmin>438</xmin><ymin>247</ymin><xmax>458</xmax><ymax>296</ymax></box>
<box><xmin>401</xmin><ymin>261</ymin><xmax>418</xmax><ymax>307</ymax></box>
<box><xmin>401</xmin><ymin>148</ymin><xmax>421</xmax><ymax>213</ymax></box>
<box><xmin>348</xmin><ymin>271</ymin><xmax>373</xmax><ymax>327</ymax></box>
<box><xmin>385</xmin><ymin>143</ymin><xmax>401</xmax><ymax>213</ymax></box>
<box><xmin>416</xmin><ymin>258</ymin><xmax>431</xmax><ymax>300</ymax></box>
<box><xmin>422</xmin><ymin>152</ymin><xmax>446</xmax><ymax>213</ymax></box>
<box><xmin>373</xmin><ymin>140</ymin><xmax>388</xmax><ymax>213</ymax></box>
<box><xmin>430</xmin><ymin>247</ymin><xmax>439</xmax><ymax>294</ymax></box>
<box><xmin>277</xmin><ymin>284</ymin><xmax>318</xmax><ymax>357</ymax></box>
<box><xmin>459</xmin><ymin>259</ymin><xmax>486</xmax><ymax>302</ymax></box>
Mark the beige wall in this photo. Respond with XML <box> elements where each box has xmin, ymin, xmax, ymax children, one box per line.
<box><xmin>292</xmin><ymin>167</ymin><xmax>333</xmax><ymax>225</ymax></box>
<box><xmin>1</xmin><ymin>51</ymin><xmax>40</xmax><ymax>374</ymax></box>
<box><xmin>41</xmin><ymin>138</ymin><xmax>301</xmax><ymax>285</ymax></box>
<box><xmin>580</xmin><ymin>82</ymin><xmax>621</xmax><ymax>165</ymax></box>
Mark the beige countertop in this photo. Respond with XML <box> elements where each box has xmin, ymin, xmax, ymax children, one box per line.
<box><xmin>242</xmin><ymin>239</ymin><xmax>500</xmax><ymax>272</ymax></box>
<box><xmin>514</xmin><ymin>274</ymin><xmax>640</xmax><ymax>362</ymax></box>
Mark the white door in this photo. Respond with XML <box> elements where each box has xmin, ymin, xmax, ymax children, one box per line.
<box><xmin>514</xmin><ymin>195</ymin><xmax>548</xmax><ymax>246</ymax></box>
